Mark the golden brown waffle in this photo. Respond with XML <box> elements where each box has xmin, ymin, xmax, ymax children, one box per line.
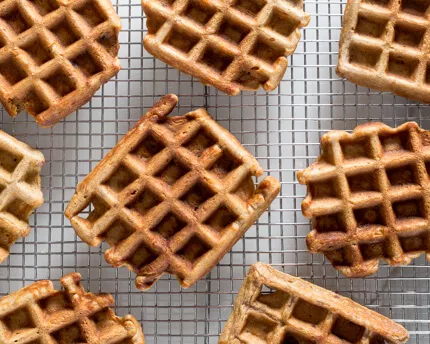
<box><xmin>0</xmin><ymin>130</ymin><xmax>44</xmax><ymax>264</ymax></box>
<box><xmin>0</xmin><ymin>272</ymin><xmax>145</xmax><ymax>344</ymax></box>
<box><xmin>298</xmin><ymin>122</ymin><xmax>430</xmax><ymax>277</ymax></box>
<box><xmin>142</xmin><ymin>0</ymin><xmax>310</xmax><ymax>95</ymax></box>
<box><xmin>219</xmin><ymin>262</ymin><xmax>409</xmax><ymax>344</ymax></box>
<box><xmin>337</xmin><ymin>0</ymin><xmax>430</xmax><ymax>103</ymax></box>
<box><xmin>65</xmin><ymin>94</ymin><xmax>280</xmax><ymax>290</ymax></box>
<box><xmin>0</xmin><ymin>0</ymin><xmax>121</xmax><ymax>127</ymax></box>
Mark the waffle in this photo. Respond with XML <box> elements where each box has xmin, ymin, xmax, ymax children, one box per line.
<box><xmin>337</xmin><ymin>0</ymin><xmax>430</xmax><ymax>103</ymax></box>
<box><xmin>142</xmin><ymin>0</ymin><xmax>310</xmax><ymax>95</ymax></box>
<box><xmin>219</xmin><ymin>262</ymin><xmax>409</xmax><ymax>344</ymax></box>
<box><xmin>0</xmin><ymin>272</ymin><xmax>145</xmax><ymax>344</ymax></box>
<box><xmin>0</xmin><ymin>0</ymin><xmax>121</xmax><ymax>127</ymax></box>
<box><xmin>297</xmin><ymin>121</ymin><xmax>430</xmax><ymax>277</ymax></box>
<box><xmin>0</xmin><ymin>130</ymin><xmax>44</xmax><ymax>264</ymax></box>
<box><xmin>65</xmin><ymin>94</ymin><xmax>280</xmax><ymax>290</ymax></box>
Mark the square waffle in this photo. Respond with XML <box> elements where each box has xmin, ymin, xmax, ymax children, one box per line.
<box><xmin>338</xmin><ymin>0</ymin><xmax>430</xmax><ymax>103</ymax></box>
<box><xmin>142</xmin><ymin>0</ymin><xmax>310</xmax><ymax>95</ymax></box>
<box><xmin>0</xmin><ymin>129</ymin><xmax>44</xmax><ymax>264</ymax></box>
<box><xmin>0</xmin><ymin>0</ymin><xmax>121</xmax><ymax>127</ymax></box>
<box><xmin>0</xmin><ymin>272</ymin><xmax>145</xmax><ymax>343</ymax></box>
<box><xmin>298</xmin><ymin>122</ymin><xmax>430</xmax><ymax>277</ymax></box>
<box><xmin>219</xmin><ymin>262</ymin><xmax>409</xmax><ymax>344</ymax></box>
<box><xmin>65</xmin><ymin>94</ymin><xmax>280</xmax><ymax>290</ymax></box>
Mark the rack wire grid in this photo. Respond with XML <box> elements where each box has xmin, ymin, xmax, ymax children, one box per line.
<box><xmin>0</xmin><ymin>0</ymin><xmax>428</xmax><ymax>343</ymax></box>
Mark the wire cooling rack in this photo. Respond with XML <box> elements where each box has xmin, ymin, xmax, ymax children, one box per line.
<box><xmin>0</xmin><ymin>0</ymin><xmax>428</xmax><ymax>343</ymax></box>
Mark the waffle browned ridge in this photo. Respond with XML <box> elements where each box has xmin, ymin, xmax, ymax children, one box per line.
<box><xmin>0</xmin><ymin>272</ymin><xmax>145</xmax><ymax>344</ymax></box>
<box><xmin>0</xmin><ymin>129</ymin><xmax>44</xmax><ymax>264</ymax></box>
<box><xmin>0</xmin><ymin>0</ymin><xmax>121</xmax><ymax>127</ymax></box>
<box><xmin>338</xmin><ymin>0</ymin><xmax>430</xmax><ymax>103</ymax></box>
<box><xmin>142</xmin><ymin>0</ymin><xmax>310</xmax><ymax>95</ymax></box>
<box><xmin>65</xmin><ymin>94</ymin><xmax>280</xmax><ymax>290</ymax></box>
<box><xmin>219</xmin><ymin>262</ymin><xmax>409</xmax><ymax>344</ymax></box>
<box><xmin>298</xmin><ymin>121</ymin><xmax>430</xmax><ymax>277</ymax></box>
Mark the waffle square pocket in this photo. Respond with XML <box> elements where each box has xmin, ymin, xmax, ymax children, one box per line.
<box><xmin>65</xmin><ymin>94</ymin><xmax>280</xmax><ymax>290</ymax></box>
<box><xmin>219</xmin><ymin>263</ymin><xmax>409</xmax><ymax>344</ymax></box>
<box><xmin>298</xmin><ymin>122</ymin><xmax>430</xmax><ymax>277</ymax></box>
<box><xmin>0</xmin><ymin>273</ymin><xmax>145</xmax><ymax>343</ymax></box>
<box><xmin>338</xmin><ymin>0</ymin><xmax>430</xmax><ymax>102</ymax></box>
<box><xmin>142</xmin><ymin>0</ymin><xmax>310</xmax><ymax>95</ymax></box>
<box><xmin>0</xmin><ymin>0</ymin><xmax>121</xmax><ymax>127</ymax></box>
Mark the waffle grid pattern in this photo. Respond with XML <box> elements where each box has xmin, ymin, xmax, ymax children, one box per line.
<box><xmin>65</xmin><ymin>95</ymin><xmax>280</xmax><ymax>291</ymax></box>
<box><xmin>338</xmin><ymin>0</ymin><xmax>430</xmax><ymax>103</ymax></box>
<box><xmin>0</xmin><ymin>0</ymin><xmax>121</xmax><ymax>127</ymax></box>
<box><xmin>298</xmin><ymin>122</ymin><xmax>430</xmax><ymax>277</ymax></box>
<box><xmin>0</xmin><ymin>273</ymin><xmax>144</xmax><ymax>344</ymax></box>
<box><xmin>219</xmin><ymin>263</ymin><xmax>408</xmax><ymax>344</ymax></box>
<box><xmin>142</xmin><ymin>0</ymin><xmax>310</xmax><ymax>95</ymax></box>
<box><xmin>1</xmin><ymin>0</ymin><xmax>428</xmax><ymax>342</ymax></box>
<box><xmin>0</xmin><ymin>130</ymin><xmax>44</xmax><ymax>264</ymax></box>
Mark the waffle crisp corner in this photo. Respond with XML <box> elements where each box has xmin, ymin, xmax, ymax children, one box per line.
<box><xmin>142</xmin><ymin>0</ymin><xmax>310</xmax><ymax>95</ymax></box>
<box><xmin>337</xmin><ymin>0</ymin><xmax>430</xmax><ymax>103</ymax></box>
<box><xmin>0</xmin><ymin>129</ymin><xmax>44</xmax><ymax>264</ymax></box>
<box><xmin>65</xmin><ymin>94</ymin><xmax>280</xmax><ymax>290</ymax></box>
<box><xmin>298</xmin><ymin>121</ymin><xmax>430</xmax><ymax>277</ymax></box>
<box><xmin>0</xmin><ymin>0</ymin><xmax>121</xmax><ymax>127</ymax></box>
<box><xmin>0</xmin><ymin>272</ymin><xmax>145</xmax><ymax>343</ymax></box>
<box><xmin>219</xmin><ymin>262</ymin><xmax>409</xmax><ymax>344</ymax></box>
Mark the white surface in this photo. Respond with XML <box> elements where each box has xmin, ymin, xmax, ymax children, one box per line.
<box><xmin>0</xmin><ymin>0</ymin><xmax>428</xmax><ymax>343</ymax></box>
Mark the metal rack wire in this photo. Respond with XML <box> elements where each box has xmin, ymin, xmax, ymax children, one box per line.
<box><xmin>0</xmin><ymin>0</ymin><xmax>428</xmax><ymax>343</ymax></box>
